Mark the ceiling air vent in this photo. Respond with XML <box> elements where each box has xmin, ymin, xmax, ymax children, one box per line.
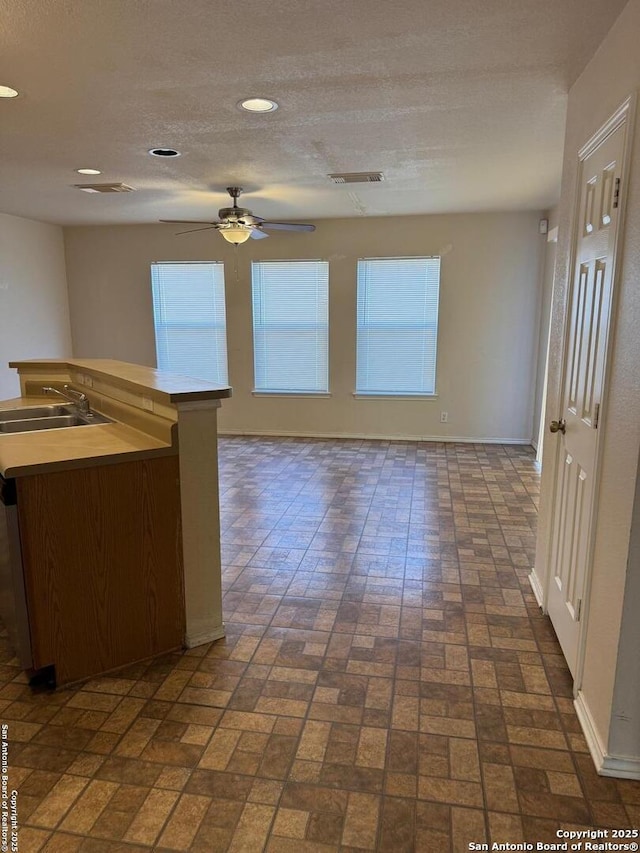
<box><xmin>74</xmin><ymin>182</ymin><xmax>136</xmax><ymax>194</ymax></box>
<box><xmin>328</xmin><ymin>172</ymin><xmax>384</xmax><ymax>184</ymax></box>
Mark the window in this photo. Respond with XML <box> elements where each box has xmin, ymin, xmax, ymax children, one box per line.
<box><xmin>356</xmin><ymin>256</ymin><xmax>441</xmax><ymax>395</ymax></box>
<box><xmin>151</xmin><ymin>262</ymin><xmax>228</xmax><ymax>384</ymax></box>
<box><xmin>252</xmin><ymin>260</ymin><xmax>329</xmax><ymax>393</ymax></box>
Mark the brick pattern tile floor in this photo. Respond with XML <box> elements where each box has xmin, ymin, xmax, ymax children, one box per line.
<box><xmin>2</xmin><ymin>437</ymin><xmax>639</xmax><ymax>852</ymax></box>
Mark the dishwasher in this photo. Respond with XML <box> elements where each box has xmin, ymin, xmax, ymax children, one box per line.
<box><xmin>0</xmin><ymin>474</ymin><xmax>33</xmax><ymax>669</ymax></box>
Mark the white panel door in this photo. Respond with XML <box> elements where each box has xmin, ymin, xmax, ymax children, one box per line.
<box><xmin>547</xmin><ymin>116</ymin><xmax>628</xmax><ymax>678</ymax></box>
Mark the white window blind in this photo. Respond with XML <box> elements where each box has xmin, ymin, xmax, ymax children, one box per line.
<box><xmin>356</xmin><ymin>257</ymin><xmax>441</xmax><ymax>395</ymax></box>
<box><xmin>151</xmin><ymin>262</ymin><xmax>228</xmax><ymax>384</ymax></box>
<box><xmin>252</xmin><ymin>260</ymin><xmax>329</xmax><ymax>393</ymax></box>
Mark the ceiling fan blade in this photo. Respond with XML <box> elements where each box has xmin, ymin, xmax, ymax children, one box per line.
<box><xmin>250</xmin><ymin>227</ymin><xmax>269</xmax><ymax>240</ymax></box>
<box><xmin>175</xmin><ymin>225</ymin><xmax>219</xmax><ymax>235</ymax></box>
<box><xmin>160</xmin><ymin>219</ymin><xmax>219</xmax><ymax>225</ymax></box>
<box><xmin>259</xmin><ymin>222</ymin><xmax>316</xmax><ymax>232</ymax></box>
<box><xmin>238</xmin><ymin>215</ymin><xmax>264</xmax><ymax>226</ymax></box>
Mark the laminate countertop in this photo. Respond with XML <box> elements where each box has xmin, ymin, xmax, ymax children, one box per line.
<box><xmin>9</xmin><ymin>359</ymin><xmax>232</xmax><ymax>404</ymax></box>
<box><xmin>0</xmin><ymin>396</ymin><xmax>175</xmax><ymax>478</ymax></box>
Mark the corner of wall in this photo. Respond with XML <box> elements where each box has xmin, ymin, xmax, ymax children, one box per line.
<box><xmin>608</xmin><ymin>450</ymin><xmax>640</xmax><ymax>763</ymax></box>
<box><xmin>0</xmin><ymin>213</ymin><xmax>72</xmax><ymax>399</ymax></box>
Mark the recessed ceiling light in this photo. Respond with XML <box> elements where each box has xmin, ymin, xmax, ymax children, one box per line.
<box><xmin>239</xmin><ymin>97</ymin><xmax>278</xmax><ymax>113</ymax></box>
<box><xmin>0</xmin><ymin>85</ymin><xmax>19</xmax><ymax>99</ymax></box>
<box><xmin>76</xmin><ymin>168</ymin><xmax>102</xmax><ymax>175</ymax></box>
<box><xmin>149</xmin><ymin>147</ymin><xmax>181</xmax><ymax>157</ymax></box>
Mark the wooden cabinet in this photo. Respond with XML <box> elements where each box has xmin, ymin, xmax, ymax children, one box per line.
<box><xmin>16</xmin><ymin>455</ymin><xmax>184</xmax><ymax>686</ymax></box>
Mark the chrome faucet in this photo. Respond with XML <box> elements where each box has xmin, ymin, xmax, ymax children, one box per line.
<box><xmin>42</xmin><ymin>384</ymin><xmax>91</xmax><ymax>415</ymax></box>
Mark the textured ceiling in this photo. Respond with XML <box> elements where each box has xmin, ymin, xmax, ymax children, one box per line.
<box><xmin>0</xmin><ymin>0</ymin><xmax>628</xmax><ymax>225</ymax></box>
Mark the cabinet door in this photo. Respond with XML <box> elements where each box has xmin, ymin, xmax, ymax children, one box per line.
<box><xmin>18</xmin><ymin>455</ymin><xmax>184</xmax><ymax>685</ymax></box>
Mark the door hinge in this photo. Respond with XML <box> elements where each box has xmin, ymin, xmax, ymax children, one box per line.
<box><xmin>613</xmin><ymin>177</ymin><xmax>621</xmax><ymax>209</ymax></box>
<box><xmin>576</xmin><ymin>598</ymin><xmax>582</xmax><ymax>621</ymax></box>
<box><xmin>593</xmin><ymin>403</ymin><xmax>600</xmax><ymax>429</ymax></box>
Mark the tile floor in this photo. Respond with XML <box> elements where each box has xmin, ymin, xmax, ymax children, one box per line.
<box><xmin>2</xmin><ymin>437</ymin><xmax>639</xmax><ymax>852</ymax></box>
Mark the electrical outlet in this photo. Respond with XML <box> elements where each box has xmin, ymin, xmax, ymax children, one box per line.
<box><xmin>440</xmin><ymin>411</ymin><xmax>448</xmax><ymax>423</ymax></box>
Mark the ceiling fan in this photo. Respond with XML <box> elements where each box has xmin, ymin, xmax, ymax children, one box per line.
<box><xmin>160</xmin><ymin>186</ymin><xmax>316</xmax><ymax>245</ymax></box>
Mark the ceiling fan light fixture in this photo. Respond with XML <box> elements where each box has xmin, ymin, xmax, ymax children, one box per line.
<box><xmin>239</xmin><ymin>97</ymin><xmax>278</xmax><ymax>113</ymax></box>
<box><xmin>220</xmin><ymin>224</ymin><xmax>252</xmax><ymax>244</ymax></box>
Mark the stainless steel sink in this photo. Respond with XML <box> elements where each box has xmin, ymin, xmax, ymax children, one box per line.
<box><xmin>0</xmin><ymin>405</ymin><xmax>75</xmax><ymax>421</ymax></box>
<box><xmin>0</xmin><ymin>410</ymin><xmax>112</xmax><ymax>433</ymax></box>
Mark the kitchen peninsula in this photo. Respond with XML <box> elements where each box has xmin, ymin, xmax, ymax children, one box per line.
<box><xmin>0</xmin><ymin>359</ymin><xmax>231</xmax><ymax>686</ymax></box>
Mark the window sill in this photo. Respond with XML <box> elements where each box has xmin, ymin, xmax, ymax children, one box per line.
<box><xmin>352</xmin><ymin>392</ymin><xmax>438</xmax><ymax>400</ymax></box>
<box><xmin>252</xmin><ymin>391</ymin><xmax>332</xmax><ymax>398</ymax></box>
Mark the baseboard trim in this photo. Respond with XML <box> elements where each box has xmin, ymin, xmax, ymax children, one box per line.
<box><xmin>574</xmin><ymin>691</ymin><xmax>640</xmax><ymax>779</ymax></box>
<box><xmin>601</xmin><ymin>754</ymin><xmax>640</xmax><ymax>779</ymax></box>
<box><xmin>528</xmin><ymin>569</ymin><xmax>545</xmax><ymax>608</ymax></box>
<box><xmin>574</xmin><ymin>691</ymin><xmax>607</xmax><ymax>773</ymax></box>
<box><xmin>219</xmin><ymin>428</ymin><xmax>533</xmax><ymax>445</ymax></box>
<box><xmin>185</xmin><ymin>623</ymin><xmax>226</xmax><ymax>649</ymax></box>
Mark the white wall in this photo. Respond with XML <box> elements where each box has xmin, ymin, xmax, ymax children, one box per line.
<box><xmin>64</xmin><ymin>211</ymin><xmax>546</xmax><ymax>442</ymax></box>
<box><xmin>0</xmin><ymin>213</ymin><xmax>72</xmax><ymax>398</ymax></box>
<box><xmin>534</xmin><ymin>0</ymin><xmax>640</xmax><ymax>767</ymax></box>
<box><xmin>610</xmin><ymin>450</ymin><xmax>640</xmax><ymax>759</ymax></box>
